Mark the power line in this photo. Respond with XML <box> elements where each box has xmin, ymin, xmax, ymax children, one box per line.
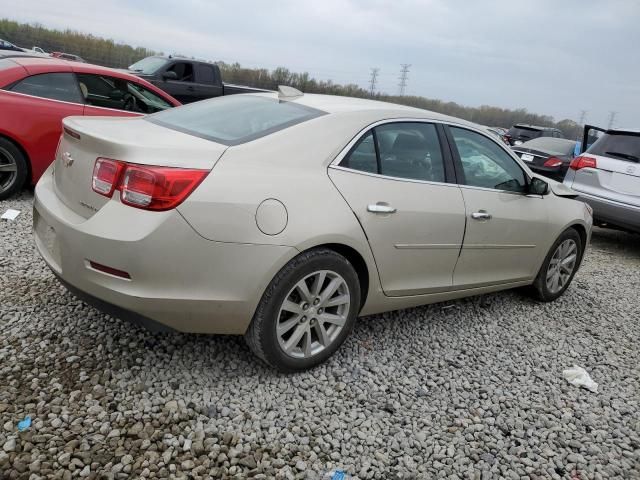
<box><xmin>368</xmin><ymin>68</ymin><xmax>379</xmax><ymax>96</ymax></box>
<box><xmin>397</xmin><ymin>64</ymin><xmax>411</xmax><ymax>96</ymax></box>
<box><xmin>607</xmin><ymin>111</ymin><xmax>617</xmax><ymax>129</ymax></box>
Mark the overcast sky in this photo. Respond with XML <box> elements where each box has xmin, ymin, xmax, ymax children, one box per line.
<box><xmin>7</xmin><ymin>0</ymin><xmax>640</xmax><ymax>127</ymax></box>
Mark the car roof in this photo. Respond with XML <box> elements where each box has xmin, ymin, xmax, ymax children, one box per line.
<box><xmin>605</xmin><ymin>128</ymin><xmax>640</xmax><ymax>135</ymax></box>
<box><xmin>249</xmin><ymin>91</ymin><xmax>479</xmax><ymax>126</ymax></box>
<box><xmin>513</xmin><ymin>124</ymin><xmax>558</xmax><ymax>131</ymax></box>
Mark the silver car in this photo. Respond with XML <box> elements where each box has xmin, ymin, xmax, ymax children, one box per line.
<box><xmin>564</xmin><ymin>126</ymin><xmax>640</xmax><ymax>233</ymax></box>
<box><xmin>34</xmin><ymin>88</ymin><xmax>592</xmax><ymax>371</ymax></box>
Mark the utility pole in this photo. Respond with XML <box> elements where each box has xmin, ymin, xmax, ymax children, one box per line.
<box><xmin>368</xmin><ymin>68</ymin><xmax>379</xmax><ymax>96</ymax></box>
<box><xmin>607</xmin><ymin>111</ymin><xmax>617</xmax><ymax>129</ymax></box>
<box><xmin>398</xmin><ymin>64</ymin><xmax>411</xmax><ymax>96</ymax></box>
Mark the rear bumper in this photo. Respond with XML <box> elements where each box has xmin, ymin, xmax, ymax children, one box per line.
<box><xmin>33</xmin><ymin>169</ymin><xmax>297</xmax><ymax>334</ymax></box>
<box><xmin>570</xmin><ymin>190</ymin><xmax>640</xmax><ymax>233</ymax></box>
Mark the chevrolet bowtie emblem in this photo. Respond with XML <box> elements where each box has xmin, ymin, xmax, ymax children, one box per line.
<box><xmin>62</xmin><ymin>152</ymin><xmax>74</xmax><ymax>167</ymax></box>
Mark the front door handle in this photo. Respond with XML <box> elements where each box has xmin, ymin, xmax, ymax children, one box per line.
<box><xmin>187</xmin><ymin>86</ymin><xmax>195</xmax><ymax>91</ymax></box>
<box><xmin>471</xmin><ymin>210</ymin><xmax>492</xmax><ymax>221</ymax></box>
<box><xmin>367</xmin><ymin>203</ymin><xmax>397</xmax><ymax>214</ymax></box>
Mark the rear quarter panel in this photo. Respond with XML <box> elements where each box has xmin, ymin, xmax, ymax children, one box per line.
<box><xmin>0</xmin><ymin>90</ymin><xmax>84</xmax><ymax>184</ymax></box>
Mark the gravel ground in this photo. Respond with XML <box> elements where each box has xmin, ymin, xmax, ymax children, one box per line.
<box><xmin>1</xmin><ymin>192</ymin><xmax>639</xmax><ymax>479</ymax></box>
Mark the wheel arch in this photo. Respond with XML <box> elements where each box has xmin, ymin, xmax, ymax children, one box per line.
<box><xmin>567</xmin><ymin>222</ymin><xmax>588</xmax><ymax>268</ymax></box>
<box><xmin>299</xmin><ymin>242</ymin><xmax>370</xmax><ymax>311</ymax></box>
<box><xmin>0</xmin><ymin>132</ymin><xmax>32</xmax><ymax>186</ymax></box>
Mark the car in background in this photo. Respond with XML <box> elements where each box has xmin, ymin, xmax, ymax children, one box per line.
<box><xmin>512</xmin><ymin>137</ymin><xmax>577</xmax><ymax>181</ymax></box>
<box><xmin>484</xmin><ymin>126</ymin><xmax>509</xmax><ymax>145</ymax></box>
<box><xmin>564</xmin><ymin>125</ymin><xmax>640</xmax><ymax>233</ymax></box>
<box><xmin>0</xmin><ymin>39</ymin><xmax>24</xmax><ymax>52</ymax></box>
<box><xmin>126</xmin><ymin>55</ymin><xmax>267</xmax><ymax>103</ymax></box>
<box><xmin>33</xmin><ymin>89</ymin><xmax>591</xmax><ymax>371</ymax></box>
<box><xmin>505</xmin><ymin>124</ymin><xmax>564</xmax><ymax>146</ymax></box>
<box><xmin>50</xmin><ymin>51</ymin><xmax>86</xmax><ymax>63</ymax></box>
<box><xmin>0</xmin><ymin>57</ymin><xmax>180</xmax><ymax>199</ymax></box>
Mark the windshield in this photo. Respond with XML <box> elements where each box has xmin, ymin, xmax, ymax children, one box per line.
<box><xmin>587</xmin><ymin>132</ymin><xmax>640</xmax><ymax>162</ymax></box>
<box><xmin>519</xmin><ymin>137</ymin><xmax>575</xmax><ymax>156</ymax></box>
<box><xmin>128</xmin><ymin>56</ymin><xmax>168</xmax><ymax>74</ymax></box>
<box><xmin>147</xmin><ymin>95</ymin><xmax>326</xmax><ymax>145</ymax></box>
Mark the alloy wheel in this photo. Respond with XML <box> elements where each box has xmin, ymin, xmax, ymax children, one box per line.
<box><xmin>0</xmin><ymin>146</ymin><xmax>18</xmax><ymax>194</ymax></box>
<box><xmin>276</xmin><ymin>270</ymin><xmax>351</xmax><ymax>359</ymax></box>
<box><xmin>546</xmin><ymin>239</ymin><xmax>578</xmax><ymax>294</ymax></box>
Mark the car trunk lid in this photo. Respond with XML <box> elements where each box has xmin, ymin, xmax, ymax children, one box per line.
<box><xmin>54</xmin><ymin>115</ymin><xmax>227</xmax><ymax>219</ymax></box>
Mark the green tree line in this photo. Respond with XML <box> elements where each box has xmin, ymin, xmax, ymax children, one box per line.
<box><xmin>1</xmin><ymin>18</ymin><xmax>582</xmax><ymax>138</ymax></box>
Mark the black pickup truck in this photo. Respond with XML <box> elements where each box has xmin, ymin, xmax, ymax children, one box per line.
<box><xmin>125</xmin><ymin>55</ymin><xmax>267</xmax><ymax>103</ymax></box>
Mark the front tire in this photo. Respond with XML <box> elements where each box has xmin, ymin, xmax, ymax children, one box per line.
<box><xmin>531</xmin><ymin>228</ymin><xmax>583</xmax><ymax>302</ymax></box>
<box><xmin>0</xmin><ymin>138</ymin><xmax>28</xmax><ymax>200</ymax></box>
<box><xmin>245</xmin><ymin>248</ymin><xmax>361</xmax><ymax>372</ymax></box>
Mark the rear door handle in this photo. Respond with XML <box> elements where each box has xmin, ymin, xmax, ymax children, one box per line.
<box><xmin>471</xmin><ymin>211</ymin><xmax>492</xmax><ymax>221</ymax></box>
<box><xmin>367</xmin><ymin>203</ymin><xmax>396</xmax><ymax>214</ymax></box>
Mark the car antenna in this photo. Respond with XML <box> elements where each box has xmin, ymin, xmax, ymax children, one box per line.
<box><xmin>278</xmin><ymin>85</ymin><xmax>303</xmax><ymax>101</ymax></box>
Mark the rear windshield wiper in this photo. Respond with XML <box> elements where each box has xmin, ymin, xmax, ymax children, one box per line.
<box><xmin>605</xmin><ymin>151</ymin><xmax>640</xmax><ymax>163</ymax></box>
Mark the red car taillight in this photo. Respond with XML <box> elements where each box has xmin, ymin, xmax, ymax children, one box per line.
<box><xmin>543</xmin><ymin>157</ymin><xmax>563</xmax><ymax>168</ymax></box>
<box><xmin>92</xmin><ymin>159</ymin><xmax>208</xmax><ymax>211</ymax></box>
<box><xmin>569</xmin><ymin>155</ymin><xmax>597</xmax><ymax>171</ymax></box>
<box><xmin>92</xmin><ymin>158</ymin><xmax>125</xmax><ymax>197</ymax></box>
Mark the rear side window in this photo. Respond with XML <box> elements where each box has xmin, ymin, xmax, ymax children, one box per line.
<box><xmin>341</xmin><ymin>122</ymin><xmax>446</xmax><ymax>183</ymax></box>
<box><xmin>147</xmin><ymin>95</ymin><xmax>325</xmax><ymax>145</ymax></box>
<box><xmin>10</xmin><ymin>72</ymin><xmax>83</xmax><ymax>103</ymax></box>
<box><xmin>196</xmin><ymin>64</ymin><xmax>217</xmax><ymax>84</ymax></box>
<box><xmin>588</xmin><ymin>133</ymin><xmax>640</xmax><ymax>163</ymax></box>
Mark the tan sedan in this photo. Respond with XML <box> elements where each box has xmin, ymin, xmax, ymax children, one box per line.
<box><xmin>34</xmin><ymin>88</ymin><xmax>592</xmax><ymax>371</ymax></box>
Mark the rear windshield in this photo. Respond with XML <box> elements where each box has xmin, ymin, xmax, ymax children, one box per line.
<box><xmin>520</xmin><ymin>137</ymin><xmax>576</xmax><ymax>156</ymax></box>
<box><xmin>587</xmin><ymin>132</ymin><xmax>640</xmax><ymax>163</ymax></box>
<box><xmin>507</xmin><ymin>126</ymin><xmax>542</xmax><ymax>140</ymax></box>
<box><xmin>147</xmin><ymin>95</ymin><xmax>326</xmax><ymax>145</ymax></box>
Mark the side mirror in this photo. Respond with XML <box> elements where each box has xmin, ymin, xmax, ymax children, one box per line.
<box><xmin>529</xmin><ymin>177</ymin><xmax>549</xmax><ymax>195</ymax></box>
<box><xmin>162</xmin><ymin>70</ymin><xmax>178</xmax><ymax>81</ymax></box>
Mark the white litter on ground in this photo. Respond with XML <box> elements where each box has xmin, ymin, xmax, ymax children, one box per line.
<box><xmin>563</xmin><ymin>365</ymin><xmax>598</xmax><ymax>393</ymax></box>
<box><xmin>1</xmin><ymin>209</ymin><xmax>20</xmax><ymax>221</ymax></box>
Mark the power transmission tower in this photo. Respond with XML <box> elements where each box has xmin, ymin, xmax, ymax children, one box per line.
<box><xmin>578</xmin><ymin>110</ymin><xmax>587</xmax><ymax>125</ymax></box>
<box><xmin>398</xmin><ymin>64</ymin><xmax>411</xmax><ymax>96</ymax></box>
<box><xmin>607</xmin><ymin>111</ymin><xmax>617</xmax><ymax>129</ymax></box>
<box><xmin>368</xmin><ymin>68</ymin><xmax>379</xmax><ymax>96</ymax></box>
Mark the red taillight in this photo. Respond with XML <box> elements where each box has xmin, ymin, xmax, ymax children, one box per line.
<box><xmin>92</xmin><ymin>158</ymin><xmax>125</xmax><ymax>197</ymax></box>
<box><xmin>543</xmin><ymin>156</ymin><xmax>563</xmax><ymax>168</ymax></box>
<box><xmin>569</xmin><ymin>155</ymin><xmax>597</xmax><ymax>171</ymax></box>
<box><xmin>91</xmin><ymin>159</ymin><xmax>208</xmax><ymax>211</ymax></box>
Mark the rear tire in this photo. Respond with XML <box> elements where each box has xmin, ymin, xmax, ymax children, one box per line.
<box><xmin>0</xmin><ymin>138</ymin><xmax>28</xmax><ymax>200</ymax></box>
<box><xmin>531</xmin><ymin>228</ymin><xmax>582</xmax><ymax>302</ymax></box>
<box><xmin>245</xmin><ymin>248</ymin><xmax>361</xmax><ymax>372</ymax></box>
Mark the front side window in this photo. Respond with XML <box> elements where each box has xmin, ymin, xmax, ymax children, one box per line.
<box><xmin>166</xmin><ymin>62</ymin><xmax>194</xmax><ymax>82</ymax></box>
<box><xmin>340</xmin><ymin>122</ymin><xmax>446</xmax><ymax>183</ymax></box>
<box><xmin>77</xmin><ymin>73</ymin><xmax>172</xmax><ymax>113</ymax></box>
<box><xmin>450</xmin><ymin>127</ymin><xmax>527</xmax><ymax>193</ymax></box>
<box><xmin>10</xmin><ymin>72</ymin><xmax>83</xmax><ymax>103</ymax></box>
<box><xmin>147</xmin><ymin>95</ymin><xmax>325</xmax><ymax>145</ymax></box>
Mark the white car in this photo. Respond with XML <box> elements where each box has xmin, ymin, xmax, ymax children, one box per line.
<box><xmin>33</xmin><ymin>88</ymin><xmax>592</xmax><ymax>371</ymax></box>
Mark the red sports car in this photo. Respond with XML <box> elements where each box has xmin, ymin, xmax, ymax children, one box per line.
<box><xmin>0</xmin><ymin>57</ymin><xmax>180</xmax><ymax>199</ymax></box>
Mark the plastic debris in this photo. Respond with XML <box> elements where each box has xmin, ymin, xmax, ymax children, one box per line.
<box><xmin>321</xmin><ymin>470</ymin><xmax>350</xmax><ymax>480</ymax></box>
<box><xmin>17</xmin><ymin>416</ymin><xmax>31</xmax><ymax>432</ymax></box>
<box><xmin>1</xmin><ymin>209</ymin><xmax>20</xmax><ymax>221</ymax></box>
<box><xmin>563</xmin><ymin>365</ymin><xmax>598</xmax><ymax>393</ymax></box>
